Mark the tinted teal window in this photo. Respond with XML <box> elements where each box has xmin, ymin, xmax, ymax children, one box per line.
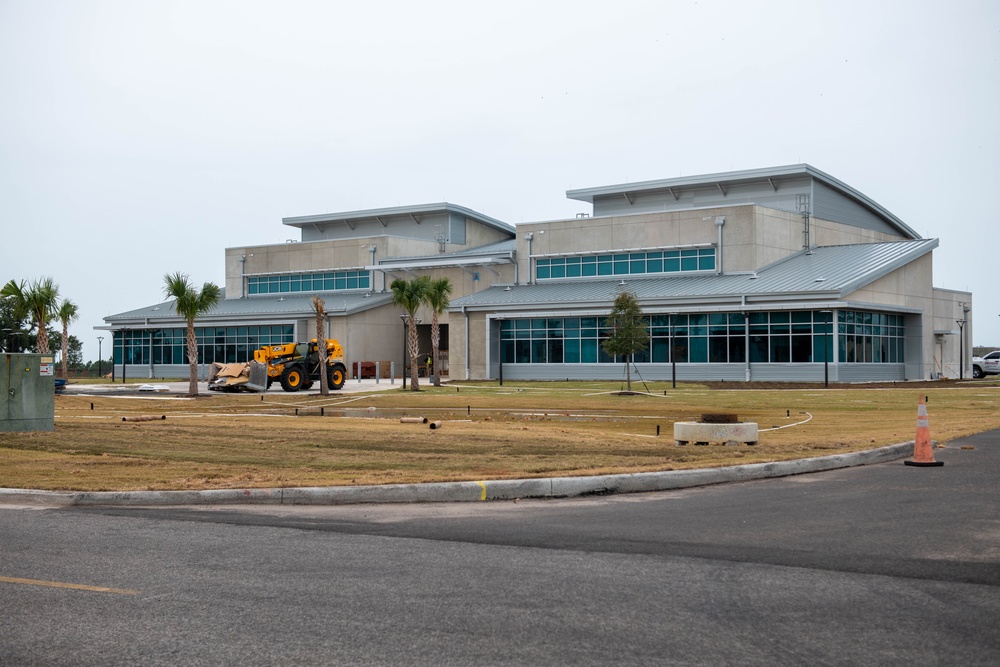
<box><xmin>630</xmin><ymin>253</ymin><xmax>645</xmax><ymax>273</ymax></box>
<box><xmin>699</xmin><ymin>249</ymin><xmax>716</xmax><ymax>271</ymax></box>
<box><xmin>689</xmin><ymin>336</ymin><xmax>708</xmax><ymax>363</ymax></box>
<box><xmin>709</xmin><ymin>313</ymin><xmax>728</xmax><ymax>334</ymax></box>
<box><xmin>490</xmin><ymin>309</ymin><xmax>902</xmax><ymax>367</ymax></box>
<box><xmin>249</xmin><ymin>270</ymin><xmax>369</xmax><ymax>295</ymax></box>
<box><xmin>680</xmin><ymin>250</ymin><xmax>699</xmax><ymax>271</ymax></box>
<box><xmin>770</xmin><ymin>335</ymin><xmax>790</xmax><ymax>362</ymax></box>
<box><xmin>535</xmin><ymin>247</ymin><xmax>717</xmax><ymax>281</ymax></box>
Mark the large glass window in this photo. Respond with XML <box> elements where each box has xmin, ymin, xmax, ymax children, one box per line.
<box><xmin>498</xmin><ymin>310</ymin><xmax>904</xmax><ymax>365</ymax></box>
<box><xmin>536</xmin><ymin>247</ymin><xmax>715</xmax><ymax>281</ymax></box>
<box><xmin>837</xmin><ymin>310</ymin><xmax>903</xmax><ymax>366</ymax></box>
<box><xmin>114</xmin><ymin>325</ymin><xmax>295</xmax><ymax>365</ymax></box>
<box><xmin>248</xmin><ymin>271</ymin><xmax>370</xmax><ymax>295</ymax></box>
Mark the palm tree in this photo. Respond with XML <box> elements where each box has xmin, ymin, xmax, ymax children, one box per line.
<box><xmin>311</xmin><ymin>295</ymin><xmax>329</xmax><ymax>396</ymax></box>
<box><xmin>390</xmin><ymin>276</ymin><xmax>430</xmax><ymax>391</ymax></box>
<box><xmin>425</xmin><ymin>278</ymin><xmax>453</xmax><ymax>387</ymax></box>
<box><xmin>1</xmin><ymin>277</ymin><xmax>60</xmax><ymax>354</ymax></box>
<box><xmin>163</xmin><ymin>272</ymin><xmax>221</xmax><ymax>396</ymax></box>
<box><xmin>56</xmin><ymin>299</ymin><xmax>79</xmax><ymax>378</ymax></box>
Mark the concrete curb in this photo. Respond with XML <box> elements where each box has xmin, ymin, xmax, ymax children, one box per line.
<box><xmin>0</xmin><ymin>442</ymin><xmax>915</xmax><ymax>508</ymax></box>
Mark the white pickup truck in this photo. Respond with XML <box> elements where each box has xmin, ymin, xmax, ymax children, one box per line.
<box><xmin>972</xmin><ymin>351</ymin><xmax>1000</xmax><ymax>378</ymax></box>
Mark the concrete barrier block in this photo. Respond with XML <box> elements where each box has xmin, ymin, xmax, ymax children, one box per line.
<box><xmin>674</xmin><ymin>421</ymin><xmax>759</xmax><ymax>445</ymax></box>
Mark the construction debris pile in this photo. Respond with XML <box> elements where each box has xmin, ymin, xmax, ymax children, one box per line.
<box><xmin>207</xmin><ymin>361</ymin><xmax>269</xmax><ymax>393</ymax></box>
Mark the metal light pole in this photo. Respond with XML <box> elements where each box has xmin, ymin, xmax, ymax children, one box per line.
<box><xmin>400</xmin><ymin>315</ymin><xmax>408</xmax><ymax>389</ymax></box>
<box><xmin>956</xmin><ymin>318</ymin><xmax>966</xmax><ymax>380</ymax></box>
<box><xmin>819</xmin><ymin>310</ymin><xmax>833</xmax><ymax>388</ymax></box>
<box><xmin>497</xmin><ymin>318</ymin><xmax>504</xmax><ymax>387</ymax></box>
<box><xmin>97</xmin><ymin>336</ymin><xmax>104</xmax><ymax>380</ymax></box>
<box><xmin>669</xmin><ymin>312</ymin><xmax>678</xmax><ymax>389</ymax></box>
<box><xmin>122</xmin><ymin>330</ymin><xmax>127</xmax><ymax>384</ymax></box>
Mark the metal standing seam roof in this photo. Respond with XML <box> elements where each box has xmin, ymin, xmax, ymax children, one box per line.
<box><xmin>105</xmin><ymin>291</ymin><xmax>395</xmax><ymax>325</ymax></box>
<box><xmin>103</xmin><ymin>240</ymin><xmax>519</xmax><ymax>327</ymax></box>
<box><xmin>448</xmin><ymin>239</ymin><xmax>938</xmax><ymax>311</ymax></box>
<box><xmin>565</xmin><ymin>164</ymin><xmax>920</xmax><ymax>240</ymax></box>
<box><xmin>282</xmin><ymin>202</ymin><xmax>516</xmax><ymax>237</ymax></box>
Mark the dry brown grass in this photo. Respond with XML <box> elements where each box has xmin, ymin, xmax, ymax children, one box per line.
<box><xmin>1</xmin><ymin>379</ymin><xmax>997</xmax><ymax>491</ymax></box>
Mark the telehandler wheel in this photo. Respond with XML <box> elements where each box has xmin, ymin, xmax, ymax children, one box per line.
<box><xmin>329</xmin><ymin>364</ymin><xmax>346</xmax><ymax>390</ymax></box>
<box><xmin>280</xmin><ymin>365</ymin><xmax>305</xmax><ymax>392</ymax></box>
<box><xmin>302</xmin><ymin>380</ymin><xmax>314</xmax><ymax>390</ymax></box>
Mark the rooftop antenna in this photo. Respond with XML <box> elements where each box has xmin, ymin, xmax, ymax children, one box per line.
<box><xmin>434</xmin><ymin>224</ymin><xmax>447</xmax><ymax>253</ymax></box>
<box><xmin>797</xmin><ymin>194</ymin><xmax>811</xmax><ymax>250</ymax></box>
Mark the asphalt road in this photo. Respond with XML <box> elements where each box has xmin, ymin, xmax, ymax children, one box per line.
<box><xmin>2</xmin><ymin>430</ymin><xmax>998</xmax><ymax>666</ymax></box>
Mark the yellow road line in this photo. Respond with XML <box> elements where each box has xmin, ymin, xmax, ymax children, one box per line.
<box><xmin>0</xmin><ymin>576</ymin><xmax>139</xmax><ymax>595</ymax></box>
<box><xmin>476</xmin><ymin>481</ymin><xmax>487</xmax><ymax>501</ymax></box>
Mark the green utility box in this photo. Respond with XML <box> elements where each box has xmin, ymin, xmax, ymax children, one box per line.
<box><xmin>1</xmin><ymin>353</ymin><xmax>55</xmax><ymax>432</ymax></box>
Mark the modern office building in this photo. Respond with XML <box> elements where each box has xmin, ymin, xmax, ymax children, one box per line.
<box><xmin>102</xmin><ymin>165</ymin><xmax>973</xmax><ymax>383</ymax></box>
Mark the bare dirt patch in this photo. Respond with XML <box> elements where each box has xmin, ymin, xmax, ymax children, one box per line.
<box><xmin>1</xmin><ymin>380</ymin><xmax>996</xmax><ymax>491</ymax></box>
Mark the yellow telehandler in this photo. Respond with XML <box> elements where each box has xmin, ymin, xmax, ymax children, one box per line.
<box><xmin>253</xmin><ymin>339</ymin><xmax>347</xmax><ymax>392</ymax></box>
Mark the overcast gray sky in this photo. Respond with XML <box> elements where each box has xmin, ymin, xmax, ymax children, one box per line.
<box><xmin>2</xmin><ymin>0</ymin><xmax>998</xmax><ymax>362</ymax></box>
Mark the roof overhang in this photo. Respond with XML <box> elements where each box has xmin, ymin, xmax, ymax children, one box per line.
<box><xmin>566</xmin><ymin>164</ymin><xmax>920</xmax><ymax>240</ymax></box>
<box><xmin>282</xmin><ymin>202</ymin><xmax>515</xmax><ymax>236</ymax></box>
<box><xmin>103</xmin><ymin>293</ymin><xmax>395</xmax><ymax>328</ymax></box>
<box><xmin>370</xmin><ymin>255</ymin><xmax>514</xmax><ymax>272</ymax></box>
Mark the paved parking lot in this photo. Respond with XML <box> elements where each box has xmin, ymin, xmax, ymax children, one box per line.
<box><xmin>2</xmin><ymin>430</ymin><xmax>997</xmax><ymax>665</ymax></box>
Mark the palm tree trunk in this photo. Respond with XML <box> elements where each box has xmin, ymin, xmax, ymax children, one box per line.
<box><xmin>431</xmin><ymin>314</ymin><xmax>440</xmax><ymax>387</ymax></box>
<box><xmin>408</xmin><ymin>318</ymin><xmax>420</xmax><ymax>391</ymax></box>
<box><xmin>316</xmin><ymin>312</ymin><xmax>329</xmax><ymax>396</ymax></box>
<box><xmin>61</xmin><ymin>323</ymin><xmax>69</xmax><ymax>378</ymax></box>
<box><xmin>36</xmin><ymin>321</ymin><xmax>49</xmax><ymax>355</ymax></box>
<box><xmin>186</xmin><ymin>322</ymin><xmax>199</xmax><ymax>396</ymax></box>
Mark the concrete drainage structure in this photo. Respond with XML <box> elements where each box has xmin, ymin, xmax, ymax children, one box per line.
<box><xmin>675</xmin><ymin>413</ymin><xmax>758</xmax><ymax>446</ymax></box>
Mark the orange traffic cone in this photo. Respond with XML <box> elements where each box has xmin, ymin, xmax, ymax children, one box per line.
<box><xmin>905</xmin><ymin>395</ymin><xmax>943</xmax><ymax>467</ymax></box>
